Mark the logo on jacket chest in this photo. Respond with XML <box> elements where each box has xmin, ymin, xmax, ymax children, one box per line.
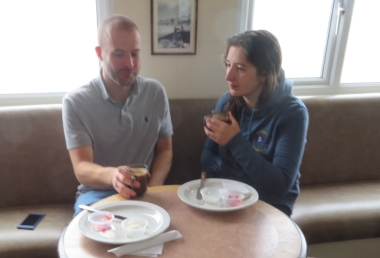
<box><xmin>253</xmin><ymin>130</ymin><xmax>268</xmax><ymax>152</ymax></box>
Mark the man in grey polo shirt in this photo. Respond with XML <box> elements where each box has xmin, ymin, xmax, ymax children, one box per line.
<box><xmin>62</xmin><ymin>14</ymin><xmax>173</xmax><ymax>215</ymax></box>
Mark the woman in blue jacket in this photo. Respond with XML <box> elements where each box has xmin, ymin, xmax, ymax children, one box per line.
<box><xmin>201</xmin><ymin>30</ymin><xmax>309</xmax><ymax>216</ymax></box>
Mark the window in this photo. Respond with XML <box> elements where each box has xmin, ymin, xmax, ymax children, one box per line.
<box><xmin>237</xmin><ymin>0</ymin><xmax>380</xmax><ymax>95</ymax></box>
<box><xmin>0</xmin><ymin>0</ymin><xmax>113</xmax><ymax>105</ymax></box>
<box><xmin>341</xmin><ymin>0</ymin><xmax>380</xmax><ymax>84</ymax></box>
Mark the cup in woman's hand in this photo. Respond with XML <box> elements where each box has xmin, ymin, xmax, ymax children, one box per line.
<box><xmin>211</xmin><ymin>110</ymin><xmax>231</xmax><ymax>124</ymax></box>
<box><xmin>203</xmin><ymin>110</ymin><xmax>231</xmax><ymax>129</ymax></box>
<box><xmin>204</xmin><ymin>110</ymin><xmax>231</xmax><ymax>130</ymax></box>
<box><xmin>126</xmin><ymin>164</ymin><xmax>149</xmax><ymax>196</ymax></box>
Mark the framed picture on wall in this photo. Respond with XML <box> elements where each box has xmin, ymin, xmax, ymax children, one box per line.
<box><xmin>151</xmin><ymin>0</ymin><xmax>198</xmax><ymax>55</ymax></box>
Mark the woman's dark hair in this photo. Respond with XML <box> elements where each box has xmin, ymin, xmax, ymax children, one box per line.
<box><xmin>224</xmin><ymin>30</ymin><xmax>283</xmax><ymax>118</ymax></box>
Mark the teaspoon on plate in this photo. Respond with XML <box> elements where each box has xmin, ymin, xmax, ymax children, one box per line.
<box><xmin>79</xmin><ymin>204</ymin><xmax>127</xmax><ymax>220</ymax></box>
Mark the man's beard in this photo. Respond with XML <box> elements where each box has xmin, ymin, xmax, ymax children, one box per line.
<box><xmin>106</xmin><ymin>66</ymin><xmax>138</xmax><ymax>87</ymax></box>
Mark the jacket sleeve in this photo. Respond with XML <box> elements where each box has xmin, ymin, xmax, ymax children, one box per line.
<box><xmin>200</xmin><ymin>138</ymin><xmax>220</xmax><ymax>178</ymax></box>
<box><xmin>225</xmin><ymin>106</ymin><xmax>309</xmax><ymax>197</ymax></box>
<box><xmin>200</xmin><ymin>93</ymin><xmax>229</xmax><ymax>177</ymax></box>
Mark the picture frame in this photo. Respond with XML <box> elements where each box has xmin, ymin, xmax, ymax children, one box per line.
<box><xmin>151</xmin><ymin>0</ymin><xmax>198</xmax><ymax>55</ymax></box>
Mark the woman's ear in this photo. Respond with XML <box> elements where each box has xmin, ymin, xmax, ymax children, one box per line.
<box><xmin>260</xmin><ymin>73</ymin><xmax>267</xmax><ymax>84</ymax></box>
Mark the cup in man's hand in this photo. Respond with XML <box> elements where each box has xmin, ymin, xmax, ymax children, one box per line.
<box><xmin>126</xmin><ymin>164</ymin><xmax>150</xmax><ymax>196</ymax></box>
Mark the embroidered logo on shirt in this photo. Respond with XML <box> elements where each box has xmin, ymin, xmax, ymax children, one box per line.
<box><xmin>253</xmin><ymin>130</ymin><xmax>268</xmax><ymax>152</ymax></box>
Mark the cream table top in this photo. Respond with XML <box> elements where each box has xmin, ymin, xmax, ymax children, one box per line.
<box><xmin>61</xmin><ymin>185</ymin><xmax>304</xmax><ymax>258</ymax></box>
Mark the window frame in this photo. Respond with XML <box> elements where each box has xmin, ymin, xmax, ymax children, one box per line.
<box><xmin>237</xmin><ymin>0</ymin><xmax>380</xmax><ymax>96</ymax></box>
<box><xmin>0</xmin><ymin>0</ymin><xmax>113</xmax><ymax>107</ymax></box>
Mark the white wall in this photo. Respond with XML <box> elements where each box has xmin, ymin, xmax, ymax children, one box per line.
<box><xmin>0</xmin><ymin>0</ymin><xmax>238</xmax><ymax>106</ymax></box>
<box><xmin>114</xmin><ymin>0</ymin><xmax>238</xmax><ymax>99</ymax></box>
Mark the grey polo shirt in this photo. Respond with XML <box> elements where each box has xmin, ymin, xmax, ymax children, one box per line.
<box><xmin>62</xmin><ymin>75</ymin><xmax>173</xmax><ymax>193</ymax></box>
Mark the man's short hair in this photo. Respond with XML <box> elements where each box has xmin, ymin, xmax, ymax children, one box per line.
<box><xmin>98</xmin><ymin>14</ymin><xmax>139</xmax><ymax>47</ymax></box>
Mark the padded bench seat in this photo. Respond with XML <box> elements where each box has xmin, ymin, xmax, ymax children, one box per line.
<box><xmin>0</xmin><ymin>204</ymin><xmax>73</xmax><ymax>258</ymax></box>
<box><xmin>292</xmin><ymin>180</ymin><xmax>380</xmax><ymax>244</ymax></box>
<box><xmin>2</xmin><ymin>95</ymin><xmax>380</xmax><ymax>256</ymax></box>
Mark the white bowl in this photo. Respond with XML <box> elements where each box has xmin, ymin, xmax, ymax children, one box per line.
<box><xmin>200</xmin><ymin>187</ymin><xmax>221</xmax><ymax>204</ymax></box>
<box><xmin>221</xmin><ymin>189</ymin><xmax>244</xmax><ymax>207</ymax></box>
<box><xmin>88</xmin><ymin>211</ymin><xmax>114</xmax><ymax>232</ymax></box>
<box><xmin>121</xmin><ymin>217</ymin><xmax>148</xmax><ymax>238</ymax></box>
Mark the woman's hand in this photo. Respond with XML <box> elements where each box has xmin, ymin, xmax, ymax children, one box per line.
<box><xmin>204</xmin><ymin>112</ymin><xmax>240</xmax><ymax>146</ymax></box>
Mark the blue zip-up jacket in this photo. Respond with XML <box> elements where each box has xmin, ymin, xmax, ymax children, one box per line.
<box><xmin>201</xmin><ymin>76</ymin><xmax>309</xmax><ymax>216</ymax></box>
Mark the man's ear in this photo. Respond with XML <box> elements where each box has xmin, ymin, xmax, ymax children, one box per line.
<box><xmin>95</xmin><ymin>46</ymin><xmax>103</xmax><ymax>61</ymax></box>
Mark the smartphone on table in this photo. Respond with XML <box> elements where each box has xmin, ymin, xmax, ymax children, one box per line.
<box><xmin>17</xmin><ymin>212</ymin><xmax>45</xmax><ymax>230</ymax></box>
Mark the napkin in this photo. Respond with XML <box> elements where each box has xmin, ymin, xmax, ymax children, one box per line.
<box><xmin>222</xmin><ymin>181</ymin><xmax>250</xmax><ymax>193</ymax></box>
<box><xmin>108</xmin><ymin>230</ymin><xmax>182</xmax><ymax>257</ymax></box>
<box><xmin>128</xmin><ymin>245</ymin><xmax>163</xmax><ymax>257</ymax></box>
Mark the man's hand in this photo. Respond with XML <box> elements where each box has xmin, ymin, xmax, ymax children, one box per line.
<box><xmin>204</xmin><ymin>112</ymin><xmax>240</xmax><ymax>146</ymax></box>
<box><xmin>69</xmin><ymin>146</ymin><xmax>144</xmax><ymax>199</ymax></box>
<box><xmin>112</xmin><ymin>166</ymin><xmax>140</xmax><ymax>199</ymax></box>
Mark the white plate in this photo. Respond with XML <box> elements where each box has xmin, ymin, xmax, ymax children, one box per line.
<box><xmin>177</xmin><ymin>178</ymin><xmax>259</xmax><ymax>212</ymax></box>
<box><xmin>77</xmin><ymin>200</ymin><xmax>170</xmax><ymax>245</ymax></box>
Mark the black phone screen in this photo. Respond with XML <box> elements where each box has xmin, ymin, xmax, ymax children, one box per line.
<box><xmin>17</xmin><ymin>213</ymin><xmax>45</xmax><ymax>230</ymax></box>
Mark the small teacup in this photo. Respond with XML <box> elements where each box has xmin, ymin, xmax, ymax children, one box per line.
<box><xmin>126</xmin><ymin>164</ymin><xmax>149</xmax><ymax>196</ymax></box>
<box><xmin>204</xmin><ymin>110</ymin><xmax>231</xmax><ymax>130</ymax></box>
<box><xmin>211</xmin><ymin>110</ymin><xmax>231</xmax><ymax>124</ymax></box>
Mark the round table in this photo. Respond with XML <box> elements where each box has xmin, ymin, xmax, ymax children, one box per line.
<box><xmin>59</xmin><ymin>185</ymin><xmax>306</xmax><ymax>258</ymax></box>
